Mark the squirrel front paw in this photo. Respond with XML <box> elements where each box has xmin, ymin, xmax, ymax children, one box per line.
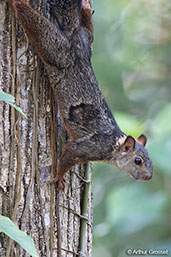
<box><xmin>50</xmin><ymin>176</ymin><xmax>66</xmax><ymax>192</ymax></box>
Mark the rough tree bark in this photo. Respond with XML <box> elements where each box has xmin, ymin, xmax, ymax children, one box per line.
<box><xmin>0</xmin><ymin>0</ymin><xmax>93</xmax><ymax>256</ymax></box>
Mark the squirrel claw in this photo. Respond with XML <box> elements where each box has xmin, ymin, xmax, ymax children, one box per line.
<box><xmin>57</xmin><ymin>179</ymin><xmax>65</xmax><ymax>192</ymax></box>
<box><xmin>50</xmin><ymin>176</ymin><xmax>65</xmax><ymax>192</ymax></box>
<box><xmin>50</xmin><ymin>176</ymin><xmax>58</xmax><ymax>183</ymax></box>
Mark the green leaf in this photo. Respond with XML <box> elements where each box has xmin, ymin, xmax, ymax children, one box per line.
<box><xmin>0</xmin><ymin>90</ymin><xmax>14</xmax><ymax>102</ymax></box>
<box><xmin>0</xmin><ymin>215</ymin><xmax>38</xmax><ymax>257</ymax></box>
<box><xmin>0</xmin><ymin>90</ymin><xmax>27</xmax><ymax>118</ymax></box>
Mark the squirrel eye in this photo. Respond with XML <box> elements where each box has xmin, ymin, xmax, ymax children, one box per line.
<box><xmin>135</xmin><ymin>157</ymin><xmax>143</xmax><ymax>165</ymax></box>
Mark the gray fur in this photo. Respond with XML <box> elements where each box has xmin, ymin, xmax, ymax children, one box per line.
<box><xmin>11</xmin><ymin>0</ymin><xmax>152</xmax><ymax>189</ymax></box>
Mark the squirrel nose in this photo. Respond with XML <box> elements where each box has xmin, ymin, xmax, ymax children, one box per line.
<box><xmin>143</xmin><ymin>173</ymin><xmax>152</xmax><ymax>180</ymax></box>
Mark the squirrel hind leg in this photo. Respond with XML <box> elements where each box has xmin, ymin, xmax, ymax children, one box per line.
<box><xmin>49</xmin><ymin>0</ymin><xmax>82</xmax><ymax>33</ymax></box>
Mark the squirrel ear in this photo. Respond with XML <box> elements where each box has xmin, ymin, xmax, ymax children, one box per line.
<box><xmin>123</xmin><ymin>136</ymin><xmax>135</xmax><ymax>151</ymax></box>
<box><xmin>137</xmin><ymin>134</ymin><xmax>147</xmax><ymax>147</ymax></box>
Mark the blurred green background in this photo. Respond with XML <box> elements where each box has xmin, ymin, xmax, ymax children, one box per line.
<box><xmin>91</xmin><ymin>0</ymin><xmax>171</xmax><ymax>256</ymax></box>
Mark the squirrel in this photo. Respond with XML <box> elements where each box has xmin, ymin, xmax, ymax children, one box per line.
<box><xmin>8</xmin><ymin>0</ymin><xmax>152</xmax><ymax>191</ymax></box>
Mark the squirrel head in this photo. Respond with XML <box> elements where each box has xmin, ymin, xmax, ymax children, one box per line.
<box><xmin>113</xmin><ymin>134</ymin><xmax>152</xmax><ymax>180</ymax></box>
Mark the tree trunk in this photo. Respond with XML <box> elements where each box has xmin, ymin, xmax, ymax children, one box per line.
<box><xmin>0</xmin><ymin>1</ymin><xmax>93</xmax><ymax>256</ymax></box>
